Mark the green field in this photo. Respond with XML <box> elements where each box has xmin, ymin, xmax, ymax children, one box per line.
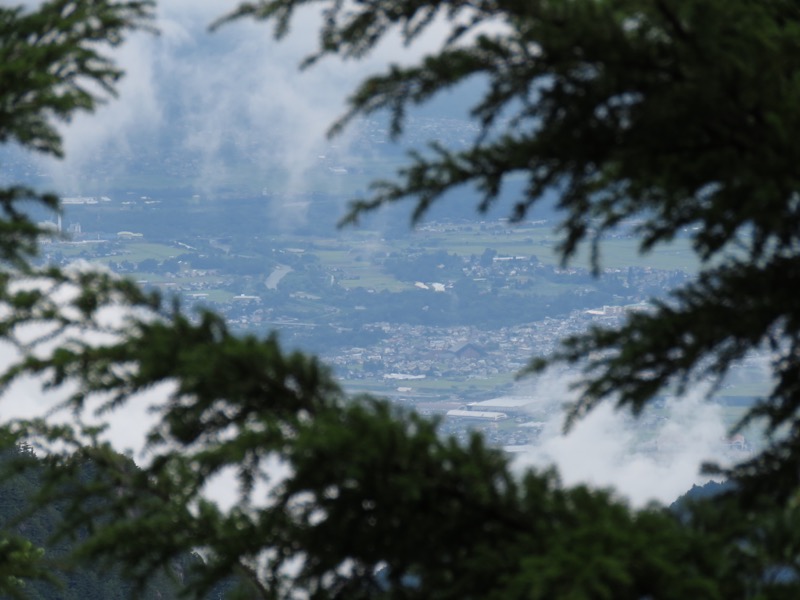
<box><xmin>413</xmin><ymin>225</ymin><xmax>700</xmax><ymax>271</ymax></box>
<box><xmin>308</xmin><ymin>222</ymin><xmax>703</xmax><ymax>296</ymax></box>
<box><xmin>314</xmin><ymin>245</ymin><xmax>412</xmax><ymax>291</ymax></box>
<box><xmin>343</xmin><ymin>372</ymin><xmax>516</xmax><ymax>400</ymax></box>
<box><xmin>94</xmin><ymin>242</ymin><xmax>188</xmax><ymax>264</ymax></box>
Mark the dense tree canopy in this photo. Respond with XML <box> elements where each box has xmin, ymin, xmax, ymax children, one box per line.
<box><xmin>3</xmin><ymin>0</ymin><xmax>800</xmax><ymax>598</ymax></box>
<box><xmin>0</xmin><ymin>0</ymin><xmax>153</xmax><ymax>595</ymax></box>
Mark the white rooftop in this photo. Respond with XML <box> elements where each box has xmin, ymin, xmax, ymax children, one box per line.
<box><xmin>446</xmin><ymin>409</ymin><xmax>508</xmax><ymax>420</ymax></box>
<box><xmin>470</xmin><ymin>396</ymin><xmax>537</xmax><ymax>409</ymax></box>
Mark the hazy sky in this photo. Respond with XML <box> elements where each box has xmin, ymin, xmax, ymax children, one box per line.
<box><xmin>31</xmin><ymin>0</ymin><xmax>456</xmax><ymax>195</ymax></box>
<box><xmin>45</xmin><ymin>1</ymin><xmax>353</xmax><ymax>186</ymax></box>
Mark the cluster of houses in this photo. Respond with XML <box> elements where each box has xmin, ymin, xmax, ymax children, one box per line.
<box><xmin>325</xmin><ymin>307</ymin><xmax>636</xmax><ymax>383</ymax></box>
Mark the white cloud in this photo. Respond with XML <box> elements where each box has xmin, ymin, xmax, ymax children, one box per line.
<box><xmin>33</xmin><ymin>2</ymin><xmax>368</xmax><ymax>191</ymax></box>
<box><xmin>511</xmin><ymin>371</ymin><xmax>733</xmax><ymax>507</ymax></box>
<box><xmin>27</xmin><ymin>1</ymin><xmax>488</xmax><ymax>203</ymax></box>
<box><xmin>0</xmin><ymin>266</ymin><xmax>158</xmax><ymax>450</ymax></box>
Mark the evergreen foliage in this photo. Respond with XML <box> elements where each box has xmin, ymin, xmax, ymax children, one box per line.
<box><xmin>0</xmin><ymin>443</ymin><xmax>236</xmax><ymax>599</ymax></box>
<box><xmin>2</xmin><ymin>0</ymin><xmax>800</xmax><ymax>598</ymax></box>
<box><xmin>0</xmin><ymin>0</ymin><xmax>153</xmax><ymax>266</ymax></box>
<box><xmin>0</xmin><ymin>1</ymin><xmax>154</xmax><ymax>595</ymax></box>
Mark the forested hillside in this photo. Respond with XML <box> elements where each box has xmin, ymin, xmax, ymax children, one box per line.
<box><xmin>0</xmin><ymin>444</ymin><xmax>234</xmax><ymax>599</ymax></box>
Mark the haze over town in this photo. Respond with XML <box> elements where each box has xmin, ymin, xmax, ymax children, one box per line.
<box><xmin>1</xmin><ymin>0</ymin><xmax>768</xmax><ymax>507</ymax></box>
